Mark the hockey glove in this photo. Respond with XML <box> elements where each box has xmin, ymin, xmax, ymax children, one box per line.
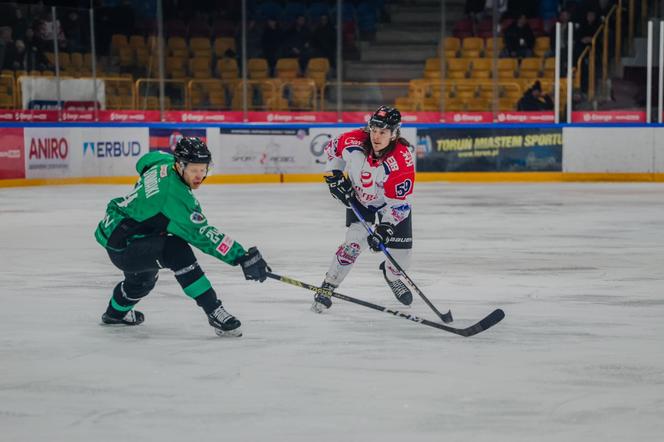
<box><xmin>367</xmin><ymin>223</ymin><xmax>395</xmax><ymax>252</ymax></box>
<box><xmin>236</xmin><ymin>247</ymin><xmax>271</xmax><ymax>282</ymax></box>
<box><xmin>325</xmin><ymin>170</ymin><xmax>354</xmax><ymax>207</ymax></box>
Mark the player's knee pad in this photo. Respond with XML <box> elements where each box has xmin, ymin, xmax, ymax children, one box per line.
<box><xmin>335</xmin><ymin>241</ymin><xmax>362</xmax><ymax>266</ymax></box>
<box><xmin>162</xmin><ymin>236</ymin><xmax>197</xmax><ymax>270</ymax></box>
<box><xmin>120</xmin><ymin>272</ymin><xmax>158</xmax><ymax>300</ymax></box>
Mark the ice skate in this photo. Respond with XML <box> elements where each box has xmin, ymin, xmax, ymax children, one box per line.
<box><xmin>380</xmin><ymin>262</ymin><xmax>413</xmax><ymax>306</ymax></box>
<box><xmin>311</xmin><ymin>282</ymin><xmax>336</xmax><ymax>313</ymax></box>
<box><xmin>207</xmin><ymin>304</ymin><xmax>242</xmax><ymax>337</ymax></box>
<box><xmin>101</xmin><ymin>310</ymin><xmax>145</xmax><ymax>326</ymax></box>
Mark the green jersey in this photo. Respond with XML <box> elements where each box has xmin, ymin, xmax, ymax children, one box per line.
<box><xmin>94</xmin><ymin>151</ymin><xmax>246</xmax><ymax>265</ymax></box>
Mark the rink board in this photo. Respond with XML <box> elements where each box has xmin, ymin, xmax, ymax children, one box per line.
<box><xmin>1</xmin><ymin>123</ymin><xmax>664</xmax><ymax>186</ymax></box>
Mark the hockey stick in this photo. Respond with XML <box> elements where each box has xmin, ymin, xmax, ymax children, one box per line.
<box><xmin>349</xmin><ymin>201</ymin><xmax>454</xmax><ymax>324</ymax></box>
<box><xmin>266</xmin><ymin>272</ymin><xmax>504</xmax><ymax>337</ymax></box>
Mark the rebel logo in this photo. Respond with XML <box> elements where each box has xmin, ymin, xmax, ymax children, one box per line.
<box><xmin>29</xmin><ymin>137</ymin><xmax>68</xmax><ymax>159</ymax></box>
<box><xmin>360</xmin><ymin>171</ymin><xmax>373</xmax><ymax>188</ymax></box>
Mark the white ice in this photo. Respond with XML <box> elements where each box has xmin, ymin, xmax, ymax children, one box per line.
<box><xmin>1</xmin><ymin>182</ymin><xmax>663</xmax><ymax>442</ymax></box>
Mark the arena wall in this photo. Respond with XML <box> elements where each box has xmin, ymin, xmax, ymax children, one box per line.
<box><xmin>1</xmin><ymin>123</ymin><xmax>663</xmax><ymax>186</ymax></box>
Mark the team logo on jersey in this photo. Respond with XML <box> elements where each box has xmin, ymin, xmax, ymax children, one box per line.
<box><xmin>190</xmin><ymin>212</ymin><xmax>206</xmax><ymax>224</ymax></box>
<box><xmin>336</xmin><ymin>242</ymin><xmax>361</xmax><ymax>265</ymax></box>
<box><xmin>160</xmin><ymin>164</ymin><xmax>168</xmax><ymax>178</ymax></box>
<box><xmin>360</xmin><ymin>171</ymin><xmax>373</xmax><ymax>188</ymax></box>
<box><xmin>385</xmin><ymin>156</ymin><xmax>399</xmax><ymax>172</ymax></box>
<box><xmin>344</xmin><ymin>137</ymin><xmax>362</xmax><ymax>146</ymax></box>
<box><xmin>216</xmin><ymin>235</ymin><xmax>235</xmax><ymax>256</ymax></box>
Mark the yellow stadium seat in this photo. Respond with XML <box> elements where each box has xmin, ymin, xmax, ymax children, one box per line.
<box><xmin>214</xmin><ymin>37</ymin><xmax>236</xmax><ymax>57</ymax></box>
<box><xmin>190</xmin><ymin>37</ymin><xmax>212</xmax><ymax>58</ymax></box>
<box><xmin>129</xmin><ymin>35</ymin><xmax>145</xmax><ymax>50</ymax></box>
<box><xmin>534</xmin><ymin>37</ymin><xmax>550</xmax><ymax>58</ymax></box>
<box><xmin>461</xmin><ymin>37</ymin><xmax>484</xmax><ymax>58</ymax></box>
<box><xmin>471</xmin><ymin>58</ymin><xmax>492</xmax><ymax>79</ymax></box>
<box><xmin>424</xmin><ymin>58</ymin><xmax>443</xmax><ymax>79</ymax></box>
<box><xmin>111</xmin><ymin>34</ymin><xmax>128</xmax><ymax>55</ymax></box>
<box><xmin>168</xmin><ymin>37</ymin><xmax>187</xmax><ymax>55</ymax></box>
<box><xmin>286</xmin><ymin>78</ymin><xmax>317</xmax><ymax>110</ymax></box>
<box><xmin>248</xmin><ymin>58</ymin><xmax>269</xmax><ymax>79</ymax></box>
<box><xmin>190</xmin><ymin>57</ymin><xmax>211</xmax><ymax>76</ymax></box>
<box><xmin>118</xmin><ymin>47</ymin><xmax>134</xmax><ymax>68</ymax></box>
<box><xmin>467</xmin><ymin>97</ymin><xmax>489</xmax><ymax>111</ymax></box>
<box><xmin>519</xmin><ymin>57</ymin><xmax>542</xmax><ymax>79</ymax></box>
<box><xmin>306</xmin><ymin>57</ymin><xmax>330</xmax><ymax>91</ymax></box>
<box><xmin>484</xmin><ymin>37</ymin><xmax>505</xmax><ymax>58</ymax></box>
<box><xmin>442</xmin><ymin>37</ymin><xmax>460</xmax><ymax>58</ymax></box>
<box><xmin>217</xmin><ymin>58</ymin><xmax>239</xmax><ymax>80</ymax></box>
<box><xmin>543</xmin><ymin>57</ymin><xmax>556</xmax><ymax>78</ymax></box>
<box><xmin>275</xmin><ymin>58</ymin><xmax>299</xmax><ymax>80</ymax></box>
<box><xmin>394</xmin><ymin>96</ymin><xmax>417</xmax><ymax>111</ymax></box>
<box><xmin>497</xmin><ymin>58</ymin><xmax>517</xmax><ymax>79</ymax></box>
<box><xmin>447</xmin><ymin>58</ymin><xmax>471</xmax><ymax>79</ymax></box>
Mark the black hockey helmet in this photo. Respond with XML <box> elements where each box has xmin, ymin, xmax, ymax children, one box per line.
<box><xmin>173</xmin><ymin>137</ymin><xmax>211</xmax><ymax>164</ymax></box>
<box><xmin>368</xmin><ymin>105</ymin><xmax>401</xmax><ymax>132</ymax></box>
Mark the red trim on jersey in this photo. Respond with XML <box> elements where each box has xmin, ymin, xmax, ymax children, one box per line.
<box><xmin>332</xmin><ymin>128</ymin><xmax>368</xmax><ymax>158</ymax></box>
<box><xmin>382</xmin><ymin>144</ymin><xmax>415</xmax><ymax>200</ymax></box>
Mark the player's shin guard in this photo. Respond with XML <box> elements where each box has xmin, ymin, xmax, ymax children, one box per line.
<box><xmin>102</xmin><ymin>277</ymin><xmax>155</xmax><ymax>325</ymax></box>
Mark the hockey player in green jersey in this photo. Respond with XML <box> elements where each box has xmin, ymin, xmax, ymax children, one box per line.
<box><xmin>94</xmin><ymin>137</ymin><xmax>270</xmax><ymax>337</ymax></box>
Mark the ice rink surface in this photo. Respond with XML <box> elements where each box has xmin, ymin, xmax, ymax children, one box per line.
<box><xmin>1</xmin><ymin>182</ymin><xmax>663</xmax><ymax>442</ymax></box>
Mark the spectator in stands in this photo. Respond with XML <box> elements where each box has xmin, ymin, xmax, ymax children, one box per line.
<box><xmin>548</xmin><ymin>10</ymin><xmax>571</xmax><ymax>73</ymax></box>
<box><xmin>3</xmin><ymin>37</ymin><xmax>45</xmax><ymax>72</ymax></box>
<box><xmin>576</xmin><ymin>9</ymin><xmax>601</xmax><ymax>49</ymax></box>
<box><xmin>517</xmin><ymin>81</ymin><xmax>553</xmax><ymax>111</ymax></box>
<box><xmin>0</xmin><ymin>26</ymin><xmax>12</xmax><ymax>70</ymax></box>
<box><xmin>482</xmin><ymin>0</ymin><xmax>508</xmax><ymax>20</ymax></box>
<box><xmin>465</xmin><ymin>0</ymin><xmax>485</xmax><ymax>21</ymax></box>
<box><xmin>37</xmin><ymin>10</ymin><xmax>66</xmax><ymax>49</ymax></box>
<box><xmin>503</xmin><ymin>13</ymin><xmax>534</xmax><ymax>58</ymax></box>
<box><xmin>284</xmin><ymin>14</ymin><xmax>313</xmax><ymax>71</ymax></box>
<box><xmin>312</xmin><ymin>14</ymin><xmax>335</xmax><ymax>67</ymax></box>
<box><xmin>4</xmin><ymin>5</ymin><xmax>29</xmax><ymax>41</ymax></box>
<box><xmin>261</xmin><ymin>17</ymin><xmax>283</xmax><ymax>75</ymax></box>
<box><xmin>62</xmin><ymin>10</ymin><xmax>87</xmax><ymax>53</ymax></box>
<box><xmin>238</xmin><ymin>18</ymin><xmax>262</xmax><ymax>59</ymax></box>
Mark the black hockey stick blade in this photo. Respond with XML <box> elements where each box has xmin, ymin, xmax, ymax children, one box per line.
<box><xmin>448</xmin><ymin>308</ymin><xmax>505</xmax><ymax>337</ymax></box>
<box><xmin>266</xmin><ymin>272</ymin><xmax>505</xmax><ymax>337</ymax></box>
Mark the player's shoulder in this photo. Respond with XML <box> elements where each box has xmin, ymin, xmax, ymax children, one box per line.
<box><xmin>338</xmin><ymin>128</ymin><xmax>368</xmax><ymax>147</ymax></box>
<box><xmin>385</xmin><ymin>141</ymin><xmax>415</xmax><ymax>172</ymax></box>
<box><xmin>136</xmin><ymin>150</ymin><xmax>174</xmax><ymax>174</ymax></box>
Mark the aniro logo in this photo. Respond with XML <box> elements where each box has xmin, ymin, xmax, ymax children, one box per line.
<box><xmin>29</xmin><ymin>137</ymin><xmax>68</xmax><ymax>160</ymax></box>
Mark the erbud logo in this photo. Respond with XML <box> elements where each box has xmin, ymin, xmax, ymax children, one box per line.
<box><xmin>29</xmin><ymin>137</ymin><xmax>68</xmax><ymax>160</ymax></box>
<box><xmin>83</xmin><ymin>141</ymin><xmax>141</xmax><ymax>157</ymax></box>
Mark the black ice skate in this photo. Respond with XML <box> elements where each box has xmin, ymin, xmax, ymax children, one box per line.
<box><xmin>101</xmin><ymin>310</ymin><xmax>145</xmax><ymax>326</ymax></box>
<box><xmin>207</xmin><ymin>304</ymin><xmax>242</xmax><ymax>337</ymax></box>
<box><xmin>380</xmin><ymin>262</ymin><xmax>413</xmax><ymax>306</ymax></box>
<box><xmin>311</xmin><ymin>281</ymin><xmax>336</xmax><ymax>313</ymax></box>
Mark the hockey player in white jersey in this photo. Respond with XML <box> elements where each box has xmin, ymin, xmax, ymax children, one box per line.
<box><xmin>312</xmin><ymin>106</ymin><xmax>416</xmax><ymax>313</ymax></box>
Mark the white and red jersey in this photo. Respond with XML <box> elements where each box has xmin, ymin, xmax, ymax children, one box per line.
<box><xmin>324</xmin><ymin>128</ymin><xmax>415</xmax><ymax>226</ymax></box>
